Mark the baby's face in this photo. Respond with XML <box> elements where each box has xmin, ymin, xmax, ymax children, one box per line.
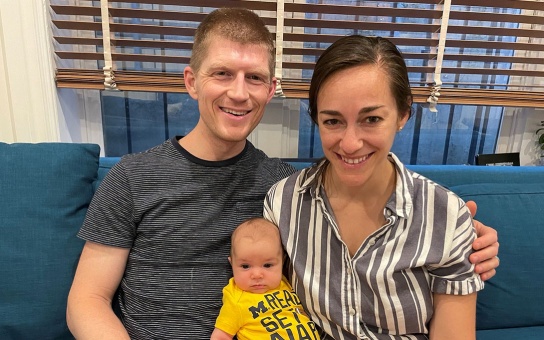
<box><xmin>230</xmin><ymin>236</ymin><xmax>283</xmax><ymax>294</ymax></box>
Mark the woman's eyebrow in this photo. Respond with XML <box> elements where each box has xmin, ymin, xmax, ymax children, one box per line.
<box><xmin>319</xmin><ymin>105</ymin><xmax>384</xmax><ymax>115</ymax></box>
<box><xmin>360</xmin><ymin>105</ymin><xmax>384</xmax><ymax>114</ymax></box>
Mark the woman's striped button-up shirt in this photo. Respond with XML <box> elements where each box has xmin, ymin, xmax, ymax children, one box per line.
<box><xmin>264</xmin><ymin>153</ymin><xmax>484</xmax><ymax>340</ymax></box>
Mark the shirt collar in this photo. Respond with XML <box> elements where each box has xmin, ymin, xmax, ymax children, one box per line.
<box><xmin>386</xmin><ymin>153</ymin><xmax>413</xmax><ymax>219</ymax></box>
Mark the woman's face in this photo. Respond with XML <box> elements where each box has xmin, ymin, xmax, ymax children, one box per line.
<box><xmin>316</xmin><ymin>64</ymin><xmax>409</xmax><ymax>189</ymax></box>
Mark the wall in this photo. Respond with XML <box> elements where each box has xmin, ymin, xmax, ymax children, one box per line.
<box><xmin>0</xmin><ymin>0</ymin><xmax>103</xmax><ymax>152</ymax></box>
<box><xmin>1</xmin><ymin>0</ymin><xmax>59</xmax><ymax>142</ymax></box>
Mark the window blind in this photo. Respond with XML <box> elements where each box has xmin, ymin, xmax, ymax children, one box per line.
<box><xmin>51</xmin><ymin>0</ymin><xmax>544</xmax><ymax>108</ymax></box>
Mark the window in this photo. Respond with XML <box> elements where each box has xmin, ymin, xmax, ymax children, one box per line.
<box><xmin>50</xmin><ymin>0</ymin><xmax>544</xmax><ymax>164</ymax></box>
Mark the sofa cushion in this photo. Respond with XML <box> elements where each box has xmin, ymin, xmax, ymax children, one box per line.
<box><xmin>410</xmin><ymin>164</ymin><xmax>544</xmax><ymax>188</ymax></box>
<box><xmin>449</xmin><ymin>182</ymin><xmax>544</xmax><ymax>331</ymax></box>
<box><xmin>96</xmin><ymin>157</ymin><xmax>120</xmax><ymax>191</ymax></box>
<box><xmin>477</xmin><ymin>326</ymin><xmax>544</xmax><ymax>340</ymax></box>
<box><xmin>0</xmin><ymin>143</ymin><xmax>100</xmax><ymax>339</ymax></box>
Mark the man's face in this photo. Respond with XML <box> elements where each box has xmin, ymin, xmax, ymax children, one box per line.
<box><xmin>184</xmin><ymin>37</ymin><xmax>276</xmax><ymax>147</ymax></box>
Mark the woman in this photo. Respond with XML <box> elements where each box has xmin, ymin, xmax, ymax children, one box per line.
<box><xmin>264</xmin><ymin>35</ymin><xmax>483</xmax><ymax>339</ymax></box>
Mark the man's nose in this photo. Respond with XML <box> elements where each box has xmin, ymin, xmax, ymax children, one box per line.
<box><xmin>227</xmin><ymin>75</ymin><xmax>250</xmax><ymax>102</ymax></box>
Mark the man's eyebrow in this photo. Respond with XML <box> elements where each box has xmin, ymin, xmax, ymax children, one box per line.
<box><xmin>206</xmin><ymin>62</ymin><xmax>229</xmax><ymax>70</ymax></box>
<box><xmin>206</xmin><ymin>62</ymin><xmax>268</xmax><ymax>75</ymax></box>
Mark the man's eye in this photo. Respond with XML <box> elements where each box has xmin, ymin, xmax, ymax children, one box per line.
<box><xmin>247</xmin><ymin>75</ymin><xmax>266</xmax><ymax>84</ymax></box>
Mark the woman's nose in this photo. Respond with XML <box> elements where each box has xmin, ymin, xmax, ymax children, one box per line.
<box><xmin>340</xmin><ymin>126</ymin><xmax>364</xmax><ymax>154</ymax></box>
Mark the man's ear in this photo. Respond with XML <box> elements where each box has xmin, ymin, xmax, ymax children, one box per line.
<box><xmin>184</xmin><ymin>66</ymin><xmax>198</xmax><ymax>100</ymax></box>
<box><xmin>266</xmin><ymin>77</ymin><xmax>278</xmax><ymax>104</ymax></box>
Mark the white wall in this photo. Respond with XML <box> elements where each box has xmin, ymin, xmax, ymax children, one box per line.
<box><xmin>248</xmin><ymin>98</ymin><xmax>300</xmax><ymax>158</ymax></box>
<box><xmin>496</xmin><ymin>107</ymin><xmax>544</xmax><ymax>165</ymax></box>
<box><xmin>0</xmin><ymin>0</ymin><xmax>103</xmax><ymax>152</ymax></box>
<box><xmin>520</xmin><ymin>109</ymin><xmax>544</xmax><ymax>165</ymax></box>
<box><xmin>0</xmin><ymin>0</ymin><xmax>60</xmax><ymax>142</ymax></box>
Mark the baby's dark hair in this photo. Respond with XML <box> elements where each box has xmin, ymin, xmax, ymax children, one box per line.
<box><xmin>230</xmin><ymin>217</ymin><xmax>282</xmax><ymax>257</ymax></box>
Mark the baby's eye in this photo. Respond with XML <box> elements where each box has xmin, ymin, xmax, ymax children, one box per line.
<box><xmin>241</xmin><ymin>264</ymin><xmax>250</xmax><ymax>269</ymax></box>
<box><xmin>263</xmin><ymin>263</ymin><xmax>273</xmax><ymax>268</ymax></box>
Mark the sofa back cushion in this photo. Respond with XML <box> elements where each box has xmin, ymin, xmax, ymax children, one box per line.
<box><xmin>0</xmin><ymin>143</ymin><xmax>100</xmax><ymax>339</ymax></box>
<box><xmin>412</xmin><ymin>165</ymin><xmax>544</xmax><ymax>330</ymax></box>
<box><xmin>450</xmin><ymin>181</ymin><xmax>544</xmax><ymax>330</ymax></box>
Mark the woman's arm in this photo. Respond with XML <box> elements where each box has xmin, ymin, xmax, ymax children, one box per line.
<box><xmin>429</xmin><ymin>293</ymin><xmax>477</xmax><ymax>340</ymax></box>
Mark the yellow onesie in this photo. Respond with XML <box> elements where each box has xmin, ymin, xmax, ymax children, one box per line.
<box><xmin>215</xmin><ymin>277</ymin><xmax>320</xmax><ymax>340</ymax></box>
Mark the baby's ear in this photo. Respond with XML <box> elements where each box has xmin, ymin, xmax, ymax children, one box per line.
<box><xmin>228</xmin><ymin>256</ymin><xmax>232</xmax><ymax>265</ymax></box>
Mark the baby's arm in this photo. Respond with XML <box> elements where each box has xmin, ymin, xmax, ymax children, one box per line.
<box><xmin>210</xmin><ymin>327</ymin><xmax>234</xmax><ymax>340</ymax></box>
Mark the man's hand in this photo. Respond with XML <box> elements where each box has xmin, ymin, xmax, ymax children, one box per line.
<box><xmin>466</xmin><ymin>201</ymin><xmax>500</xmax><ymax>281</ymax></box>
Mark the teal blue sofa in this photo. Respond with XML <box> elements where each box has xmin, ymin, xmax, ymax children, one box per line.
<box><xmin>1</xmin><ymin>142</ymin><xmax>543</xmax><ymax>339</ymax></box>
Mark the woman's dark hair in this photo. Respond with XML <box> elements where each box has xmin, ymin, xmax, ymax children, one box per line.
<box><xmin>308</xmin><ymin>35</ymin><xmax>413</xmax><ymax>124</ymax></box>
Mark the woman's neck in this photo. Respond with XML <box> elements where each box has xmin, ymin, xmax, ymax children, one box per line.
<box><xmin>323</xmin><ymin>159</ymin><xmax>397</xmax><ymax>205</ymax></box>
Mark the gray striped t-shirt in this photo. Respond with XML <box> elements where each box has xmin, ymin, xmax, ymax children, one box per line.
<box><xmin>78</xmin><ymin>137</ymin><xmax>295</xmax><ymax>339</ymax></box>
<box><xmin>264</xmin><ymin>153</ymin><xmax>484</xmax><ymax>340</ymax></box>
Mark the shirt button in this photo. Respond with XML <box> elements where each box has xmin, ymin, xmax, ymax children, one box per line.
<box><xmin>369</xmin><ymin>240</ymin><xmax>375</xmax><ymax>246</ymax></box>
<box><xmin>349</xmin><ymin>308</ymin><xmax>356</xmax><ymax>315</ymax></box>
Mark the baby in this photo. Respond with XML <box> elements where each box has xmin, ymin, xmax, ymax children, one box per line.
<box><xmin>211</xmin><ymin>217</ymin><xmax>319</xmax><ymax>340</ymax></box>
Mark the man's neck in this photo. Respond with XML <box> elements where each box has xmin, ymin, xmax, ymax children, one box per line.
<box><xmin>179</xmin><ymin>130</ymin><xmax>247</xmax><ymax>161</ymax></box>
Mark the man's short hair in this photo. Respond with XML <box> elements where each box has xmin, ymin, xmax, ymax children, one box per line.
<box><xmin>190</xmin><ymin>8</ymin><xmax>275</xmax><ymax>78</ymax></box>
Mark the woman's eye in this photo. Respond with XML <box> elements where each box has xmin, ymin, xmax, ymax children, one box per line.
<box><xmin>366</xmin><ymin>116</ymin><xmax>381</xmax><ymax>123</ymax></box>
<box><xmin>323</xmin><ymin>119</ymin><xmax>339</xmax><ymax>126</ymax></box>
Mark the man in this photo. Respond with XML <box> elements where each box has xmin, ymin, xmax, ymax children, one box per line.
<box><xmin>66</xmin><ymin>8</ymin><xmax>499</xmax><ymax>339</ymax></box>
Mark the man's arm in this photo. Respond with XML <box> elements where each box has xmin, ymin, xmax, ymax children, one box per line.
<box><xmin>466</xmin><ymin>201</ymin><xmax>499</xmax><ymax>281</ymax></box>
<box><xmin>66</xmin><ymin>241</ymin><xmax>130</xmax><ymax>339</ymax></box>
<box><xmin>429</xmin><ymin>293</ymin><xmax>477</xmax><ymax>340</ymax></box>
